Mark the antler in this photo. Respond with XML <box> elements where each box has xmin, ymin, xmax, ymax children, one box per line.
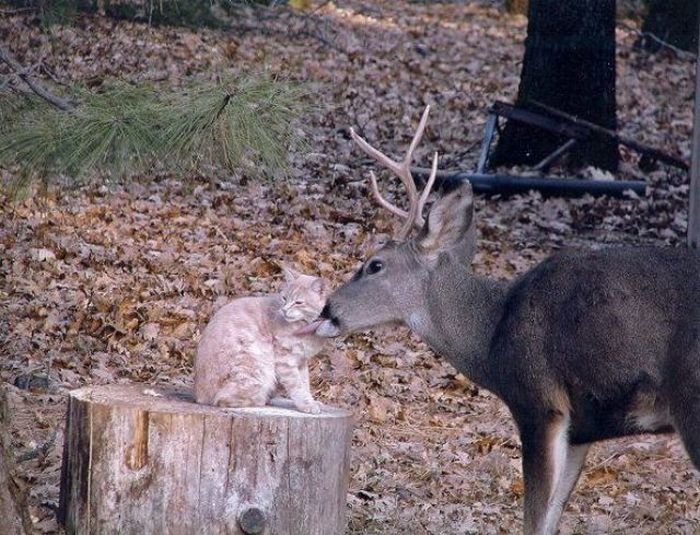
<box><xmin>350</xmin><ymin>105</ymin><xmax>439</xmax><ymax>240</ymax></box>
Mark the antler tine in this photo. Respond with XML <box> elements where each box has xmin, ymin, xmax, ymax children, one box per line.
<box><xmin>349</xmin><ymin>127</ymin><xmax>403</xmax><ymax>176</ymax></box>
<box><xmin>395</xmin><ymin>106</ymin><xmax>431</xmax><ymax>239</ymax></box>
<box><xmin>404</xmin><ymin>105</ymin><xmax>431</xmax><ymax>166</ymax></box>
<box><xmin>350</xmin><ymin>106</ymin><xmax>436</xmax><ymax>241</ymax></box>
<box><xmin>368</xmin><ymin>170</ymin><xmax>409</xmax><ymax>219</ymax></box>
<box><xmin>350</xmin><ymin>126</ymin><xmax>412</xmax><ymax>225</ymax></box>
<box><xmin>414</xmin><ymin>151</ymin><xmax>439</xmax><ymax>228</ymax></box>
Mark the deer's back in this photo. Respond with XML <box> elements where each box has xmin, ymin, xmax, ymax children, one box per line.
<box><xmin>488</xmin><ymin>247</ymin><xmax>700</xmax><ymax>437</ymax></box>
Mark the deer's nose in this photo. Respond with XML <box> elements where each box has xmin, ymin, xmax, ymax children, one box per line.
<box><xmin>320</xmin><ymin>303</ymin><xmax>332</xmax><ymax>319</ymax></box>
<box><xmin>320</xmin><ymin>303</ymin><xmax>341</xmax><ymax>327</ymax></box>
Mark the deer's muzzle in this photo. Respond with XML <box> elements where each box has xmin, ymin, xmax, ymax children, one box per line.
<box><xmin>293</xmin><ymin>304</ymin><xmax>341</xmax><ymax>337</ymax></box>
<box><xmin>313</xmin><ymin>303</ymin><xmax>341</xmax><ymax>337</ymax></box>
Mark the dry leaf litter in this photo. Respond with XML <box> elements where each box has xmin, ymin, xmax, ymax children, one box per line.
<box><xmin>0</xmin><ymin>1</ymin><xmax>698</xmax><ymax>533</ymax></box>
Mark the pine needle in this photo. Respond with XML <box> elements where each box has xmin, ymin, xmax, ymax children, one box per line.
<box><xmin>0</xmin><ymin>74</ymin><xmax>309</xmax><ymax>187</ymax></box>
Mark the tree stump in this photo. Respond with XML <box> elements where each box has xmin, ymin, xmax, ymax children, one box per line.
<box><xmin>0</xmin><ymin>385</ymin><xmax>28</xmax><ymax>535</ymax></box>
<box><xmin>58</xmin><ymin>384</ymin><xmax>353</xmax><ymax>535</ymax></box>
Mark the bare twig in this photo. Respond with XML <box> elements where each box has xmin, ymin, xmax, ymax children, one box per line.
<box><xmin>297</xmin><ymin>28</ymin><xmax>346</xmax><ymax>54</ymax></box>
<box><xmin>0</xmin><ymin>45</ymin><xmax>75</xmax><ymax>111</ymax></box>
<box><xmin>310</xmin><ymin>1</ymin><xmax>334</xmax><ymax>16</ymax></box>
<box><xmin>618</xmin><ymin>22</ymin><xmax>696</xmax><ymax>61</ymax></box>
<box><xmin>39</xmin><ymin>63</ymin><xmax>68</xmax><ymax>86</ymax></box>
<box><xmin>226</xmin><ymin>1</ymin><xmax>349</xmax><ymax>55</ymax></box>
<box><xmin>298</xmin><ymin>1</ymin><xmax>348</xmax><ymax>54</ymax></box>
<box><xmin>0</xmin><ymin>75</ymin><xmax>14</xmax><ymax>93</ymax></box>
<box><xmin>0</xmin><ymin>7</ymin><xmax>37</xmax><ymax>15</ymax></box>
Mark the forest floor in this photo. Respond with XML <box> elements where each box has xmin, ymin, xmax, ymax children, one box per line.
<box><xmin>1</xmin><ymin>1</ymin><xmax>698</xmax><ymax>533</ymax></box>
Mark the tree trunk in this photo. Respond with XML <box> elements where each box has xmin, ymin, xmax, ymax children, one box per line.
<box><xmin>642</xmin><ymin>0</ymin><xmax>698</xmax><ymax>53</ymax></box>
<box><xmin>490</xmin><ymin>0</ymin><xmax>619</xmax><ymax>172</ymax></box>
<box><xmin>686</xmin><ymin>15</ymin><xmax>700</xmax><ymax>248</ymax></box>
<box><xmin>59</xmin><ymin>384</ymin><xmax>353</xmax><ymax>535</ymax></box>
<box><xmin>0</xmin><ymin>385</ymin><xmax>28</xmax><ymax>535</ymax></box>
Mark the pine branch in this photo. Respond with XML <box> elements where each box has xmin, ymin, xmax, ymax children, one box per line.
<box><xmin>0</xmin><ymin>45</ymin><xmax>76</xmax><ymax>111</ymax></box>
<box><xmin>0</xmin><ymin>75</ymin><xmax>310</xmax><ymax>185</ymax></box>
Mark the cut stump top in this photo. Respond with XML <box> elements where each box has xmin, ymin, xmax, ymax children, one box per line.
<box><xmin>69</xmin><ymin>384</ymin><xmax>352</xmax><ymax>420</ymax></box>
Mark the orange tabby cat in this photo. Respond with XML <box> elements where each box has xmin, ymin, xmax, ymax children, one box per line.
<box><xmin>194</xmin><ymin>267</ymin><xmax>327</xmax><ymax>413</ymax></box>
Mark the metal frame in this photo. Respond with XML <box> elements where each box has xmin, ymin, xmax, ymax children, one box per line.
<box><xmin>417</xmin><ymin>99</ymin><xmax>692</xmax><ymax>199</ymax></box>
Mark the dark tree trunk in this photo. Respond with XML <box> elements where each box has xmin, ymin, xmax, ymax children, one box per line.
<box><xmin>642</xmin><ymin>0</ymin><xmax>698</xmax><ymax>53</ymax></box>
<box><xmin>490</xmin><ymin>0</ymin><xmax>618</xmax><ymax>172</ymax></box>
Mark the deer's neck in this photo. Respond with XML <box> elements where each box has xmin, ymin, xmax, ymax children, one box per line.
<box><xmin>408</xmin><ymin>263</ymin><xmax>508</xmax><ymax>390</ymax></box>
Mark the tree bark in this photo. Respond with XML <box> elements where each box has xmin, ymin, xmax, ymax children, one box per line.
<box><xmin>59</xmin><ymin>384</ymin><xmax>353</xmax><ymax>535</ymax></box>
<box><xmin>490</xmin><ymin>0</ymin><xmax>619</xmax><ymax>172</ymax></box>
<box><xmin>0</xmin><ymin>385</ymin><xmax>28</xmax><ymax>535</ymax></box>
<box><xmin>686</xmin><ymin>17</ymin><xmax>700</xmax><ymax>248</ymax></box>
<box><xmin>642</xmin><ymin>0</ymin><xmax>698</xmax><ymax>54</ymax></box>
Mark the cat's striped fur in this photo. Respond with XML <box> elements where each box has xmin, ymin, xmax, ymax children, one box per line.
<box><xmin>194</xmin><ymin>267</ymin><xmax>327</xmax><ymax>413</ymax></box>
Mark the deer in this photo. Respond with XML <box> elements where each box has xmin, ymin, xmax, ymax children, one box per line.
<box><xmin>312</xmin><ymin>106</ymin><xmax>700</xmax><ymax>534</ymax></box>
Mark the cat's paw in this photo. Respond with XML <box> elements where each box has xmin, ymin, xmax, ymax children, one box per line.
<box><xmin>297</xmin><ymin>400</ymin><xmax>322</xmax><ymax>414</ymax></box>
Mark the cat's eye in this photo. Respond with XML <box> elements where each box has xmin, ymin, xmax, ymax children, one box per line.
<box><xmin>366</xmin><ymin>259</ymin><xmax>384</xmax><ymax>275</ymax></box>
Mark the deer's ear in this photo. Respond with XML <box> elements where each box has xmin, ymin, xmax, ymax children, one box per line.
<box><xmin>416</xmin><ymin>182</ymin><xmax>475</xmax><ymax>262</ymax></box>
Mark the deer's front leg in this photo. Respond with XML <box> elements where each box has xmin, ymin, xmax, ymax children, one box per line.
<box><xmin>519</xmin><ymin>413</ymin><xmax>587</xmax><ymax>535</ymax></box>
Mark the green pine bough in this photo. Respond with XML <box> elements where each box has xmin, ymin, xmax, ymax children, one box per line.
<box><xmin>0</xmin><ymin>75</ymin><xmax>309</xmax><ymax>186</ymax></box>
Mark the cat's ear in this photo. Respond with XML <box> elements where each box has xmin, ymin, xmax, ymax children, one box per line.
<box><xmin>281</xmin><ymin>264</ymin><xmax>301</xmax><ymax>283</ymax></box>
<box><xmin>311</xmin><ymin>278</ymin><xmax>325</xmax><ymax>294</ymax></box>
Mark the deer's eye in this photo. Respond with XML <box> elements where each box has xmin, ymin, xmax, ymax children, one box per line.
<box><xmin>366</xmin><ymin>259</ymin><xmax>384</xmax><ymax>275</ymax></box>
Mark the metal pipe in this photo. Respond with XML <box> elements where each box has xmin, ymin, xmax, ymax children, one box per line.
<box><xmin>418</xmin><ymin>171</ymin><xmax>646</xmax><ymax>198</ymax></box>
<box><xmin>476</xmin><ymin>114</ymin><xmax>498</xmax><ymax>174</ymax></box>
<box><xmin>534</xmin><ymin>139</ymin><xmax>578</xmax><ymax>171</ymax></box>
